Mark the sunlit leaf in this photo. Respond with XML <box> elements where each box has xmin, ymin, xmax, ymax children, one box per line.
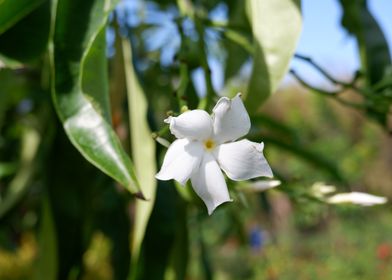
<box><xmin>245</xmin><ymin>0</ymin><xmax>302</xmax><ymax>113</ymax></box>
<box><xmin>50</xmin><ymin>0</ymin><xmax>142</xmax><ymax>196</ymax></box>
<box><xmin>122</xmin><ymin>38</ymin><xmax>157</xmax><ymax>266</ymax></box>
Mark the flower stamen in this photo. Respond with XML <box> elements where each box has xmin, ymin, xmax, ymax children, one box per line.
<box><xmin>203</xmin><ymin>139</ymin><xmax>215</xmax><ymax>151</ymax></box>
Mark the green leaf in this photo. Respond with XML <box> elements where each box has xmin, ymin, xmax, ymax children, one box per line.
<box><xmin>251</xmin><ymin>114</ymin><xmax>300</xmax><ymax>143</ymax></box>
<box><xmin>0</xmin><ymin>126</ymin><xmax>40</xmax><ymax>219</ymax></box>
<box><xmin>339</xmin><ymin>0</ymin><xmax>392</xmax><ymax>127</ymax></box>
<box><xmin>223</xmin><ymin>1</ymin><xmax>251</xmax><ymax>81</ymax></box>
<box><xmin>260</xmin><ymin>135</ymin><xmax>346</xmax><ymax>183</ymax></box>
<box><xmin>50</xmin><ymin>0</ymin><xmax>142</xmax><ymax>196</ymax></box>
<box><xmin>33</xmin><ymin>195</ymin><xmax>58</xmax><ymax>280</ymax></box>
<box><xmin>122</xmin><ymin>38</ymin><xmax>157</xmax><ymax>268</ymax></box>
<box><xmin>0</xmin><ymin>0</ymin><xmax>50</xmax><ymax>63</ymax></box>
<box><xmin>0</xmin><ymin>0</ymin><xmax>45</xmax><ymax>34</ymax></box>
<box><xmin>339</xmin><ymin>0</ymin><xmax>391</xmax><ymax>86</ymax></box>
<box><xmin>47</xmin><ymin>126</ymin><xmax>105</xmax><ymax>279</ymax></box>
<box><xmin>135</xmin><ymin>180</ymin><xmax>179</xmax><ymax>280</ymax></box>
<box><xmin>165</xmin><ymin>205</ymin><xmax>189</xmax><ymax>280</ymax></box>
<box><xmin>245</xmin><ymin>0</ymin><xmax>302</xmax><ymax>113</ymax></box>
<box><xmin>0</xmin><ymin>162</ymin><xmax>17</xmax><ymax>178</ymax></box>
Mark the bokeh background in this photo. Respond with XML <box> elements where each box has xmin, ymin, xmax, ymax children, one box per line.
<box><xmin>0</xmin><ymin>0</ymin><xmax>392</xmax><ymax>279</ymax></box>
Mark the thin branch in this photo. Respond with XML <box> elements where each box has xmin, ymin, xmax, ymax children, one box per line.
<box><xmin>290</xmin><ymin>69</ymin><xmax>367</xmax><ymax>110</ymax></box>
<box><xmin>294</xmin><ymin>53</ymin><xmax>365</xmax><ymax>94</ymax></box>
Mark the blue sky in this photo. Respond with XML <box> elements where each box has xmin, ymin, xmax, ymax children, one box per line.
<box><xmin>116</xmin><ymin>0</ymin><xmax>392</xmax><ymax>94</ymax></box>
<box><xmin>290</xmin><ymin>0</ymin><xmax>392</xmax><ymax>86</ymax></box>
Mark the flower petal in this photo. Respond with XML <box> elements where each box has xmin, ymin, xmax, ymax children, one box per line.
<box><xmin>191</xmin><ymin>153</ymin><xmax>232</xmax><ymax>215</ymax></box>
<box><xmin>165</xmin><ymin>110</ymin><xmax>212</xmax><ymax>141</ymax></box>
<box><xmin>214</xmin><ymin>139</ymin><xmax>273</xmax><ymax>181</ymax></box>
<box><xmin>156</xmin><ymin>139</ymin><xmax>203</xmax><ymax>185</ymax></box>
<box><xmin>327</xmin><ymin>192</ymin><xmax>387</xmax><ymax>206</ymax></box>
<box><xmin>212</xmin><ymin>93</ymin><xmax>251</xmax><ymax>143</ymax></box>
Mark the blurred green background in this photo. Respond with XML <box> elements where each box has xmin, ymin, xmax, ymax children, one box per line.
<box><xmin>0</xmin><ymin>0</ymin><xmax>391</xmax><ymax>279</ymax></box>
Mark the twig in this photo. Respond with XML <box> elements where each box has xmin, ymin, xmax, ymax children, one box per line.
<box><xmin>152</xmin><ymin>125</ymin><xmax>171</xmax><ymax>148</ymax></box>
<box><xmin>290</xmin><ymin>69</ymin><xmax>367</xmax><ymax>110</ymax></box>
<box><xmin>294</xmin><ymin>53</ymin><xmax>364</xmax><ymax>94</ymax></box>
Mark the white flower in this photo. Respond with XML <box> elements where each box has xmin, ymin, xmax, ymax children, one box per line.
<box><xmin>327</xmin><ymin>192</ymin><xmax>387</xmax><ymax>206</ymax></box>
<box><xmin>156</xmin><ymin>93</ymin><xmax>273</xmax><ymax>214</ymax></box>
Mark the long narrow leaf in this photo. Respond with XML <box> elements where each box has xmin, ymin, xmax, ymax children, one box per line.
<box><xmin>49</xmin><ymin>0</ymin><xmax>142</xmax><ymax>196</ymax></box>
<box><xmin>339</xmin><ymin>0</ymin><xmax>391</xmax><ymax>86</ymax></box>
<box><xmin>122</xmin><ymin>38</ymin><xmax>157</xmax><ymax>272</ymax></box>
<box><xmin>245</xmin><ymin>0</ymin><xmax>302</xmax><ymax>113</ymax></box>
<box><xmin>33</xmin><ymin>195</ymin><xmax>58</xmax><ymax>280</ymax></box>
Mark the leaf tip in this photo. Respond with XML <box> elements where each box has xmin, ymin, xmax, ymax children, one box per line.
<box><xmin>135</xmin><ymin>191</ymin><xmax>147</xmax><ymax>200</ymax></box>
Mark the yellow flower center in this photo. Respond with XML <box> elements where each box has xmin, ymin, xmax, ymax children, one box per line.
<box><xmin>203</xmin><ymin>139</ymin><xmax>215</xmax><ymax>151</ymax></box>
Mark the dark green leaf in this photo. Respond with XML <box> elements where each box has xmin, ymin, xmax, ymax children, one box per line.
<box><xmin>339</xmin><ymin>0</ymin><xmax>391</xmax><ymax>86</ymax></box>
<box><xmin>251</xmin><ymin>114</ymin><xmax>300</xmax><ymax>143</ymax></box>
<box><xmin>223</xmin><ymin>1</ymin><xmax>250</xmax><ymax>81</ymax></box>
<box><xmin>339</xmin><ymin>0</ymin><xmax>392</xmax><ymax>127</ymax></box>
<box><xmin>50</xmin><ymin>0</ymin><xmax>142</xmax><ymax>196</ymax></box>
<box><xmin>167</xmin><ymin>208</ymin><xmax>189</xmax><ymax>280</ymax></box>
<box><xmin>134</xmin><ymin>180</ymin><xmax>179</xmax><ymax>280</ymax></box>
<box><xmin>47</xmin><ymin>126</ymin><xmax>102</xmax><ymax>279</ymax></box>
<box><xmin>33</xmin><ymin>195</ymin><xmax>58</xmax><ymax>280</ymax></box>
<box><xmin>0</xmin><ymin>0</ymin><xmax>50</xmax><ymax>63</ymax></box>
<box><xmin>260</xmin><ymin>135</ymin><xmax>346</xmax><ymax>184</ymax></box>
<box><xmin>0</xmin><ymin>0</ymin><xmax>45</xmax><ymax>34</ymax></box>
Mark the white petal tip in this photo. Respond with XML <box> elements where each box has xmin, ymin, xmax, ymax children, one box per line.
<box><xmin>214</xmin><ymin>97</ymin><xmax>230</xmax><ymax>110</ymax></box>
<box><xmin>261</xmin><ymin>162</ymin><xmax>273</xmax><ymax>178</ymax></box>
<box><xmin>155</xmin><ymin>173</ymin><xmax>188</xmax><ymax>186</ymax></box>
<box><xmin>155</xmin><ymin>172</ymin><xmax>167</xmax><ymax>181</ymax></box>
<box><xmin>175</xmin><ymin>179</ymin><xmax>187</xmax><ymax>186</ymax></box>
<box><xmin>265</xmin><ymin>170</ymin><xmax>274</xmax><ymax>178</ymax></box>
<box><xmin>256</xmin><ymin>142</ymin><xmax>265</xmax><ymax>152</ymax></box>
<box><xmin>207</xmin><ymin>199</ymin><xmax>233</xmax><ymax>215</ymax></box>
<box><xmin>164</xmin><ymin>116</ymin><xmax>173</xmax><ymax>124</ymax></box>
